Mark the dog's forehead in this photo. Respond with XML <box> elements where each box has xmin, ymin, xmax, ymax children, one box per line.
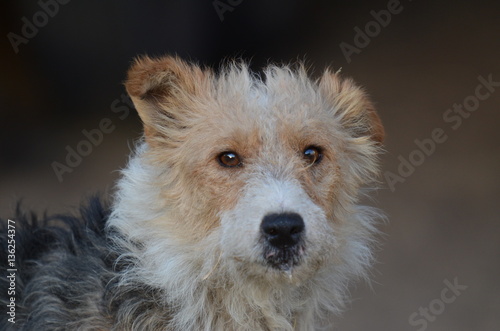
<box><xmin>183</xmin><ymin>70</ymin><xmax>343</xmax><ymax>167</ymax></box>
<box><xmin>192</xmin><ymin>83</ymin><xmax>337</xmax><ymax>165</ymax></box>
<box><xmin>232</xmin><ymin>85</ymin><xmax>331</xmax><ymax>140</ymax></box>
<box><xmin>210</xmin><ymin>79</ymin><xmax>323</xmax><ymax>126</ymax></box>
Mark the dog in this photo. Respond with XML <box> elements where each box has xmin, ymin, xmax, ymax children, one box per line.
<box><xmin>1</xmin><ymin>56</ymin><xmax>384</xmax><ymax>330</ymax></box>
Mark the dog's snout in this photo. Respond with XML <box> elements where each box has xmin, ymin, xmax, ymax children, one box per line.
<box><xmin>261</xmin><ymin>213</ymin><xmax>304</xmax><ymax>248</ymax></box>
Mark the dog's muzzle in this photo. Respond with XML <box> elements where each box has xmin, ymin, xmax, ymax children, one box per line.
<box><xmin>260</xmin><ymin>213</ymin><xmax>305</xmax><ymax>271</ymax></box>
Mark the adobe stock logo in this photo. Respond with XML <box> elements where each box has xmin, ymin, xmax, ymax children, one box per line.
<box><xmin>7</xmin><ymin>0</ymin><xmax>72</xmax><ymax>54</ymax></box>
<box><xmin>51</xmin><ymin>94</ymin><xmax>134</xmax><ymax>182</ymax></box>
<box><xmin>409</xmin><ymin>278</ymin><xmax>467</xmax><ymax>330</ymax></box>
<box><xmin>339</xmin><ymin>0</ymin><xmax>405</xmax><ymax>64</ymax></box>
<box><xmin>384</xmin><ymin>74</ymin><xmax>499</xmax><ymax>192</ymax></box>
<box><xmin>213</xmin><ymin>0</ymin><xmax>243</xmax><ymax>22</ymax></box>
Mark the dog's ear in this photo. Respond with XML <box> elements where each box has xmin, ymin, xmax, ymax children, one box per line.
<box><xmin>125</xmin><ymin>55</ymin><xmax>209</xmax><ymax>144</ymax></box>
<box><xmin>319</xmin><ymin>70</ymin><xmax>384</xmax><ymax>144</ymax></box>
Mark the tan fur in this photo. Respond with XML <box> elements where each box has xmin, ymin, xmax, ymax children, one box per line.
<box><xmin>107</xmin><ymin>55</ymin><xmax>385</xmax><ymax>330</ymax></box>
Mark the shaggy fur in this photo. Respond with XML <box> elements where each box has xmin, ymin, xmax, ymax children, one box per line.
<box><xmin>1</xmin><ymin>56</ymin><xmax>384</xmax><ymax>330</ymax></box>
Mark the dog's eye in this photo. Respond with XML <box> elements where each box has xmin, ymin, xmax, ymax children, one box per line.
<box><xmin>303</xmin><ymin>146</ymin><xmax>323</xmax><ymax>166</ymax></box>
<box><xmin>218</xmin><ymin>151</ymin><xmax>242</xmax><ymax>168</ymax></box>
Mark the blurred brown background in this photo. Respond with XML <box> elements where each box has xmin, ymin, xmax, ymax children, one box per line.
<box><xmin>1</xmin><ymin>0</ymin><xmax>499</xmax><ymax>330</ymax></box>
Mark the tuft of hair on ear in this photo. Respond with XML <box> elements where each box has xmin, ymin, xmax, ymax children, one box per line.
<box><xmin>319</xmin><ymin>69</ymin><xmax>385</xmax><ymax>144</ymax></box>
<box><xmin>124</xmin><ymin>55</ymin><xmax>210</xmax><ymax>144</ymax></box>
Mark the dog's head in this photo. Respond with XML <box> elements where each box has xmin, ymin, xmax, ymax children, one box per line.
<box><xmin>118</xmin><ymin>56</ymin><xmax>384</xmax><ymax>284</ymax></box>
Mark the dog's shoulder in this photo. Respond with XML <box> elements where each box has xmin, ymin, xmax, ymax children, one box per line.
<box><xmin>0</xmin><ymin>196</ymin><xmax>111</xmax><ymax>266</ymax></box>
<box><xmin>0</xmin><ymin>196</ymin><xmax>116</xmax><ymax>329</ymax></box>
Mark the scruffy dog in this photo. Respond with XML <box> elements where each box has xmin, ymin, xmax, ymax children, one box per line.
<box><xmin>1</xmin><ymin>56</ymin><xmax>384</xmax><ymax>330</ymax></box>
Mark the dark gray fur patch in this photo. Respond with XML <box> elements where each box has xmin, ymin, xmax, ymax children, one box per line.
<box><xmin>0</xmin><ymin>197</ymin><xmax>169</xmax><ymax>330</ymax></box>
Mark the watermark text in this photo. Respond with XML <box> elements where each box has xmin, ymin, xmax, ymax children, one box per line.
<box><xmin>409</xmin><ymin>277</ymin><xmax>467</xmax><ymax>330</ymax></box>
<box><xmin>6</xmin><ymin>220</ymin><xmax>17</xmax><ymax>324</ymax></box>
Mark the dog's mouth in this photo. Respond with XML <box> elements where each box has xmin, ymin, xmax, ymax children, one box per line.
<box><xmin>263</xmin><ymin>243</ymin><xmax>305</xmax><ymax>273</ymax></box>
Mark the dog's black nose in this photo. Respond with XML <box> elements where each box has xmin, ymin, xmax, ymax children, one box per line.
<box><xmin>261</xmin><ymin>213</ymin><xmax>304</xmax><ymax>248</ymax></box>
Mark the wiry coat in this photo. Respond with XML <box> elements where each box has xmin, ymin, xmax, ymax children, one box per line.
<box><xmin>1</xmin><ymin>56</ymin><xmax>384</xmax><ymax>330</ymax></box>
